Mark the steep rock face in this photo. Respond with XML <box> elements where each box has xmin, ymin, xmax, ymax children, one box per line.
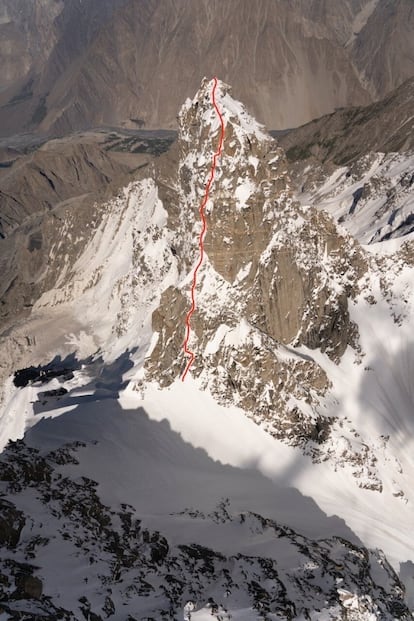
<box><xmin>145</xmin><ymin>80</ymin><xmax>371</xmax><ymax>473</ymax></box>
<box><xmin>154</xmin><ymin>79</ymin><xmax>365</xmax><ymax>355</ymax></box>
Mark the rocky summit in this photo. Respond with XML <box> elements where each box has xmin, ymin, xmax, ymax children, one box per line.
<box><xmin>145</xmin><ymin>80</ymin><xmax>412</xmax><ymax>494</ymax></box>
<box><xmin>0</xmin><ymin>79</ymin><xmax>414</xmax><ymax>619</ymax></box>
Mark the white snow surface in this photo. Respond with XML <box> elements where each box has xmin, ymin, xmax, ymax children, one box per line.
<box><xmin>235</xmin><ymin>178</ymin><xmax>256</xmax><ymax>209</ymax></box>
<box><xmin>300</xmin><ymin>151</ymin><xmax>414</xmax><ymax>244</ymax></box>
<box><xmin>11</xmin><ymin>380</ymin><xmax>365</xmax><ymax>620</ymax></box>
<box><xmin>122</xmin><ymin>377</ymin><xmax>414</xmax><ymax>571</ymax></box>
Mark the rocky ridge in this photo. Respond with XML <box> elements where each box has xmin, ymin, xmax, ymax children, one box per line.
<box><xmin>278</xmin><ymin>78</ymin><xmax>414</xmax><ymax>244</ymax></box>
<box><xmin>1</xmin><ymin>80</ymin><xmax>413</xmax><ymax>493</ymax></box>
<box><xmin>0</xmin><ymin>435</ymin><xmax>411</xmax><ymax>620</ymax></box>
<box><xmin>280</xmin><ymin>77</ymin><xmax>414</xmax><ymax>167</ymax></box>
<box><xmin>1</xmin><ymin>79</ymin><xmax>413</xmax><ymax>497</ymax></box>
<box><xmin>0</xmin><ymin>127</ymin><xmax>175</xmax><ymax>385</ymax></box>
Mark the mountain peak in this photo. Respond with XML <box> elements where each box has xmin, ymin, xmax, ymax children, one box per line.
<box><xmin>178</xmin><ymin>76</ymin><xmax>269</xmax><ymax>147</ymax></box>
<box><xmin>147</xmin><ymin>82</ymin><xmax>368</xmax><ymax>479</ymax></box>
<box><xmin>173</xmin><ymin>78</ymin><xmax>286</xmax><ymax>285</ymax></box>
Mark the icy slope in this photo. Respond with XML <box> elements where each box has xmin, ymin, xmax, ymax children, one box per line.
<box><xmin>34</xmin><ymin>177</ymin><xmax>178</xmax><ymax>358</ymax></box>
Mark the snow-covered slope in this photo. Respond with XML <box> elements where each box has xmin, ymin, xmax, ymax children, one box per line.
<box><xmin>0</xmin><ymin>384</ymin><xmax>410</xmax><ymax>620</ymax></box>
<box><xmin>1</xmin><ymin>79</ymin><xmax>414</xmax><ymax>619</ymax></box>
<box><xmin>297</xmin><ymin>151</ymin><xmax>414</xmax><ymax>243</ymax></box>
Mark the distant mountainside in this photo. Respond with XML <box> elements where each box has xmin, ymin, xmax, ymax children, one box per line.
<box><xmin>279</xmin><ymin>77</ymin><xmax>414</xmax><ymax>166</ymax></box>
<box><xmin>279</xmin><ymin>77</ymin><xmax>414</xmax><ymax>244</ymax></box>
<box><xmin>0</xmin><ymin>127</ymin><xmax>176</xmax><ymax>238</ymax></box>
<box><xmin>1</xmin><ymin>0</ymin><xmax>414</xmax><ymax>136</ymax></box>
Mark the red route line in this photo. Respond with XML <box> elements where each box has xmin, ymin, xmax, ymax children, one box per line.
<box><xmin>181</xmin><ymin>76</ymin><xmax>225</xmax><ymax>382</ymax></box>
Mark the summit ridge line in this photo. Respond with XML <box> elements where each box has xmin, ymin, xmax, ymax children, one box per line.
<box><xmin>181</xmin><ymin>77</ymin><xmax>225</xmax><ymax>381</ymax></box>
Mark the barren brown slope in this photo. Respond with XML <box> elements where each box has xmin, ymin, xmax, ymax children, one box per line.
<box><xmin>4</xmin><ymin>0</ymin><xmax>414</xmax><ymax>136</ymax></box>
<box><xmin>0</xmin><ymin>0</ymin><xmax>127</xmax><ymax>135</ymax></box>
<box><xmin>350</xmin><ymin>0</ymin><xmax>414</xmax><ymax>98</ymax></box>
<box><xmin>0</xmin><ymin>125</ymin><xmax>177</xmax><ymax>238</ymax></box>
<box><xmin>279</xmin><ymin>77</ymin><xmax>414</xmax><ymax>166</ymax></box>
<box><xmin>40</xmin><ymin>0</ymin><xmax>373</xmax><ymax>134</ymax></box>
<box><xmin>0</xmin><ymin>137</ymin><xmax>133</xmax><ymax>239</ymax></box>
